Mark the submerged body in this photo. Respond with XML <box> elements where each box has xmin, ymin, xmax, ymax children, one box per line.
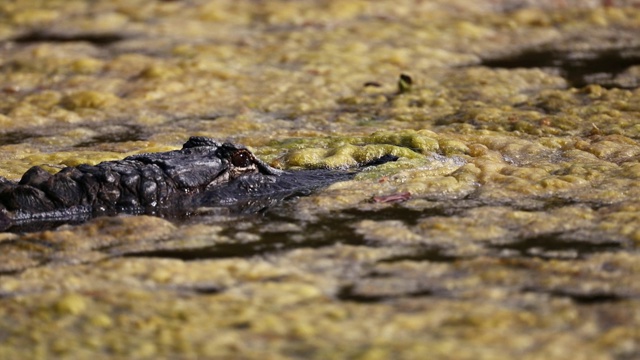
<box><xmin>0</xmin><ymin>137</ymin><xmax>370</xmax><ymax>232</ymax></box>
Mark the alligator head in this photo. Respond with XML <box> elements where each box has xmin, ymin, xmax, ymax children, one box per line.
<box><xmin>125</xmin><ymin>136</ymin><xmax>284</xmax><ymax>193</ymax></box>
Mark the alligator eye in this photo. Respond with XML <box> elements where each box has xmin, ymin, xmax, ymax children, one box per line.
<box><xmin>231</xmin><ymin>150</ymin><xmax>252</xmax><ymax>167</ymax></box>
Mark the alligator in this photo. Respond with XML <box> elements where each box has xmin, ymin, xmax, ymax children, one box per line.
<box><xmin>0</xmin><ymin>136</ymin><xmax>396</xmax><ymax>232</ymax></box>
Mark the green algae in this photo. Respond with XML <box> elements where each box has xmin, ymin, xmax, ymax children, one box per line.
<box><xmin>60</xmin><ymin>91</ymin><xmax>120</xmax><ymax>111</ymax></box>
<box><xmin>1</xmin><ymin>0</ymin><xmax>640</xmax><ymax>359</ymax></box>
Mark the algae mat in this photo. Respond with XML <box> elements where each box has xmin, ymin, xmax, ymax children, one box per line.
<box><xmin>1</xmin><ymin>1</ymin><xmax>640</xmax><ymax>359</ymax></box>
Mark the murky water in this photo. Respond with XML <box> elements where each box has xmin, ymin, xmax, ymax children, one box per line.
<box><xmin>483</xmin><ymin>46</ymin><xmax>640</xmax><ymax>88</ymax></box>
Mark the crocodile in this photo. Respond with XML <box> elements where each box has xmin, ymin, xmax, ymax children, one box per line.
<box><xmin>0</xmin><ymin>136</ymin><xmax>396</xmax><ymax>232</ymax></box>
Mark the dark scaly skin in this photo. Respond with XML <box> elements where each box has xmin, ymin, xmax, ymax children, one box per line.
<box><xmin>0</xmin><ymin>137</ymin><xmax>385</xmax><ymax>232</ymax></box>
